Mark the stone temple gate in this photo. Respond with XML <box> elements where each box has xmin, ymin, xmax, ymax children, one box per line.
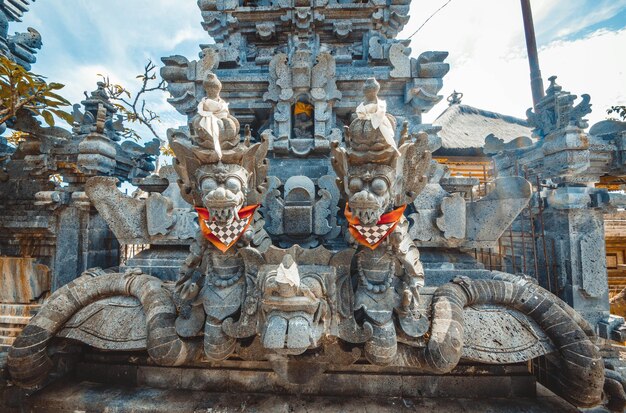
<box><xmin>2</xmin><ymin>0</ymin><xmax>626</xmax><ymax>411</ymax></box>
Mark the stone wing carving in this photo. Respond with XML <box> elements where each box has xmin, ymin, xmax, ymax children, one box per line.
<box><xmin>462</xmin><ymin>304</ymin><xmax>555</xmax><ymax>364</ymax></box>
<box><xmin>311</xmin><ymin>52</ymin><xmax>341</xmax><ymax>101</ymax></box>
<box><xmin>241</xmin><ymin>136</ymin><xmax>270</xmax><ymax>206</ymax></box>
<box><xmin>397</xmin><ymin>135</ymin><xmax>431</xmax><ymax>205</ymax></box>
<box><xmin>313</xmin><ymin>175</ymin><xmax>341</xmax><ymax>238</ymax></box>
<box><xmin>262</xmin><ymin>175</ymin><xmax>284</xmax><ymax>235</ymax></box>
<box><xmin>465</xmin><ymin>176</ymin><xmax>532</xmax><ymax>246</ymax></box>
<box><xmin>85</xmin><ymin>175</ymin><xmax>197</xmax><ymax>244</ymax></box>
<box><xmin>264</xmin><ymin>53</ymin><xmax>292</xmax><ymax>102</ymax></box>
<box><xmin>85</xmin><ymin>176</ymin><xmax>149</xmax><ymax>243</ymax></box>
<box><xmin>58</xmin><ymin>296</ymin><xmax>148</xmax><ymax>351</ymax></box>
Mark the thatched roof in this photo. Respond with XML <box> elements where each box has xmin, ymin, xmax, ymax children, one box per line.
<box><xmin>433</xmin><ymin>104</ymin><xmax>532</xmax><ymax>156</ymax></box>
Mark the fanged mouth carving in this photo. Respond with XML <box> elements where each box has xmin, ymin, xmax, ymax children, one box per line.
<box><xmin>208</xmin><ymin>206</ymin><xmax>239</xmax><ymax>224</ymax></box>
<box><xmin>352</xmin><ymin>208</ymin><xmax>381</xmax><ymax>226</ymax></box>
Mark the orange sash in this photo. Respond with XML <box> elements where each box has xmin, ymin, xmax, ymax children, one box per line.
<box><xmin>345</xmin><ymin>203</ymin><xmax>406</xmax><ymax>250</ymax></box>
<box><xmin>196</xmin><ymin>204</ymin><xmax>259</xmax><ymax>252</ymax></box>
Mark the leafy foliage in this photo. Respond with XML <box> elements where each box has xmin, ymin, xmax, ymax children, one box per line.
<box><xmin>160</xmin><ymin>143</ymin><xmax>175</xmax><ymax>157</ymax></box>
<box><xmin>6</xmin><ymin>130</ymin><xmax>28</xmax><ymax>146</ymax></box>
<box><xmin>0</xmin><ymin>55</ymin><xmax>73</xmax><ymax>128</ymax></box>
<box><xmin>607</xmin><ymin>105</ymin><xmax>626</xmax><ymax>121</ymax></box>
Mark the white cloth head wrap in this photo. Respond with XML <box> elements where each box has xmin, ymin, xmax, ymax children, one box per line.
<box><xmin>197</xmin><ymin>97</ymin><xmax>230</xmax><ymax>159</ymax></box>
<box><xmin>355</xmin><ymin>99</ymin><xmax>399</xmax><ymax>153</ymax></box>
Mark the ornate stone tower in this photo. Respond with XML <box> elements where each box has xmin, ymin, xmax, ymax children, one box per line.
<box><xmin>162</xmin><ymin>0</ymin><xmax>449</xmax><ymax>248</ymax></box>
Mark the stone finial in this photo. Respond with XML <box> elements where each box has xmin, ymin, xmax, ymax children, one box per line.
<box><xmin>348</xmin><ymin>77</ymin><xmax>398</xmax><ymax>155</ymax></box>
<box><xmin>203</xmin><ymin>73</ymin><xmax>222</xmax><ymax>100</ymax></box>
<box><xmin>447</xmin><ymin>90</ymin><xmax>463</xmax><ymax>106</ymax></box>
<box><xmin>526</xmin><ymin>75</ymin><xmax>592</xmax><ymax>137</ymax></box>
<box><xmin>276</xmin><ymin>254</ymin><xmax>300</xmax><ymax>290</ymax></box>
<box><xmin>362</xmin><ymin>78</ymin><xmax>380</xmax><ymax>105</ymax></box>
<box><xmin>545</xmin><ymin>75</ymin><xmax>562</xmax><ymax>95</ymax></box>
<box><xmin>91</xmin><ymin>82</ymin><xmax>110</xmax><ymax>101</ymax></box>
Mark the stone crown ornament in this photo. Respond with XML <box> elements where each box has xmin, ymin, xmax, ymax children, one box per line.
<box><xmin>353</xmin><ymin>78</ymin><xmax>398</xmax><ymax>153</ymax></box>
<box><xmin>332</xmin><ymin>77</ymin><xmax>431</xmax><ymax>222</ymax></box>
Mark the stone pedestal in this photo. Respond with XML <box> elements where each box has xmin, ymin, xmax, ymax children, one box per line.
<box><xmin>73</xmin><ymin>359</ymin><xmax>537</xmax><ymax>400</ymax></box>
<box><xmin>540</xmin><ymin>206</ymin><xmax>610</xmax><ymax>328</ymax></box>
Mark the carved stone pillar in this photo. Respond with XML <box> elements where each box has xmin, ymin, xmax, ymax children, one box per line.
<box><xmin>540</xmin><ymin>201</ymin><xmax>609</xmax><ymax>328</ymax></box>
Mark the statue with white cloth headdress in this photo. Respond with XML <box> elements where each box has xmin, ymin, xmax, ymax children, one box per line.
<box><xmin>332</xmin><ymin>78</ymin><xmax>431</xmax><ymax>365</ymax></box>
<box><xmin>191</xmin><ymin>73</ymin><xmax>240</xmax><ymax>158</ymax></box>
<box><xmin>351</xmin><ymin>78</ymin><xmax>399</xmax><ymax>154</ymax></box>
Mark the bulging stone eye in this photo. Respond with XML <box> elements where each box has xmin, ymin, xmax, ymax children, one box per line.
<box><xmin>371</xmin><ymin>178</ymin><xmax>388</xmax><ymax>195</ymax></box>
<box><xmin>349</xmin><ymin>178</ymin><xmax>363</xmax><ymax>192</ymax></box>
<box><xmin>201</xmin><ymin>178</ymin><xmax>218</xmax><ymax>192</ymax></box>
<box><xmin>226</xmin><ymin>177</ymin><xmax>241</xmax><ymax>192</ymax></box>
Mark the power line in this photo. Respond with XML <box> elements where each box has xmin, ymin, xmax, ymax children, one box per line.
<box><xmin>407</xmin><ymin>0</ymin><xmax>454</xmax><ymax>39</ymax></box>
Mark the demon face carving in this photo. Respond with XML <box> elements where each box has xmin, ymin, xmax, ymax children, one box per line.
<box><xmin>197</xmin><ymin>163</ymin><xmax>249</xmax><ymax>225</ymax></box>
<box><xmin>344</xmin><ymin>164</ymin><xmax>395</xmax><ymax>226</ymax></box>
<box><xmin>258</xmin><ymin>255</ymin><xmax>330</xmax><ymax>355</ymax></box>
<box><xmin>169</xmin><ymin>72</ymin><xmax>270</xmax><ymax>361</ymax></box>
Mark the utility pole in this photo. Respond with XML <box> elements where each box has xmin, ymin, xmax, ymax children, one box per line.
<box><xmin>521</xmin><ymin>0</ymin><xmax>544</xmax><ymax>110</ymax></box>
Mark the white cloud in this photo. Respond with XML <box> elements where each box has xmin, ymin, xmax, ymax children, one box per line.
<box><xmin>398</xmin><ymin>1</ymin><xmax>626</xmax><ymax>126</ymax></box>
<box><xmin>8</xmin><ymin>0</ymin><xmax>626</xmax><ymax>141</ymax></box>
<box><xmin>421</xmin><ymin>28</ymin><xmax>626</xmax><ymax>126</ymax></box>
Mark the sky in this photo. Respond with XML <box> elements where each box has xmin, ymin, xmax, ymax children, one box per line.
<box><xmin>9</xmin><ymin>0</ymin><xmax>626</xmax><ymax>144</ymax></box>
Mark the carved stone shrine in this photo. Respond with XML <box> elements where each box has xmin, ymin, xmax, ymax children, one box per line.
<box><xmin>1</xmin><ymin>0</ymin><xmax>623</xmax><ymax>411</ymax></box>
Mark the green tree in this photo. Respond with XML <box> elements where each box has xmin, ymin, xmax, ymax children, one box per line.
<box><xmin>0</xmin><ymin>55</ymin><xmax>73</xmax><ymax>128</ymax></box>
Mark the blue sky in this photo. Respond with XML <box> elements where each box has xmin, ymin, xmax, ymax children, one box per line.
<box><xmin>9</xmin><ymin>0</ymin><xmax>626</xmax><ymax>145</ymax></box>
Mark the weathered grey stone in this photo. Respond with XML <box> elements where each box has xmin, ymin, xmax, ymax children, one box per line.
<box><xmin>462</xmin><ymin>304</ymin><xmax>555</xmax><ymax>364</ymax></box>
<box><xmin>389</xmin><ymin>42</ymin><xmax>411</xmax><ymax>78</ymax></box>
<box><xmin>490</xmin><ymin>77</ymin><xmax>625</xmax><ymax>341</ymax></box>
<box><xmin>1</xmin><ymin>0</ymin><xmax>617</xmax><ymax>410</ymax></box>
<box><xmin>262</xmin><ymin>174</ymin><xmax>341</xmax><ymax>247</ymax></box>
<box><xmin>85</xmin><ymin>177</ymin><xmax>149</xmax><ymax>244</ymax></box>
<box><xmin>465</xmin><ymin>176</ymin><xmax>532</xmax><ymax>248</ymax></box>
<box><xmin>58</xmin><ymin>296</ymin><xmax>147</xmax><ymax>351</ymax></box>
<box><xmin>436</xmin><ymin>193</ymin><xmax>466</xmax><ymax>239</ymax></box>
<box><xmin>526</xmin><ymin>76</ymin><xmax>592</xmax><ymax>138</ymax></box>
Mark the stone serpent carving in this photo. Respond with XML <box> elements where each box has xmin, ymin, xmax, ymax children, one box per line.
<box><xmin>8</xmin><ymin>270</ymin><xmax>199</xmax><ymax>388</ymax></box>
<box><xmin>397</xmin><ymin>276</ymin><xmax>604</xmax><ymax>408</ymax></box>
<box><xmin>7</xmin><ymin>271</ymin><xmax>605</xmax><ymax>408</ymax></box>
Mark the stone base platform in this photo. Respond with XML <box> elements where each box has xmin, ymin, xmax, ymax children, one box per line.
<box><xmin>70</xmin><ymin>354</ymin><xmax>538</xmax><ymax>400</ymax></box>
<box><xmin>0</xmin><ymin>352</ymin><xmax>587</xmax><ymax>412</ymax></box>
<box><xmin>0</xmin><ymin>303</ymin><xmax>40</xmax><ymax>352</ymax></box>
<box><xmin>1</xmin><ymin>381</ymin><xmax>580</xmax><ymax>413</ymax></box>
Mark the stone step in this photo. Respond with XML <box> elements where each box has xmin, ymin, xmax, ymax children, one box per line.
<box><xmin>0</xmin><ymin>303</ymin><xmax>41</xmax><ymax>317</ymax></box>
<box><xmin>0</xmin><ymin>315</ymin><xmax>33</xmax><ymax>325</ymax></box>
<box><xmin>0</xmin><ymin>327</ymin><xmax>22</xmax><ymax>338</ymax></box>
<box><xmin>0</xmin><ymin>336</ymin><xmax>16</xmax><ymax>346</ymax></box>
<box><xmin>3</xmin><ymin>381</ymin><xmax>580</xmax><ymax>413</ymax></box>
